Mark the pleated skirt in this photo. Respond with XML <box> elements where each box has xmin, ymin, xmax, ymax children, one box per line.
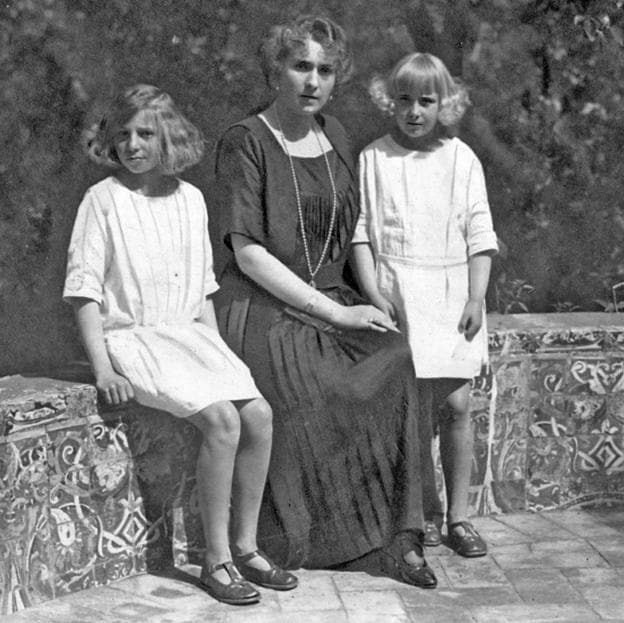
<box><xmin>218</xmin><ymin>283</ymin><xmax>426</xmax><ymax>568</ymax></box>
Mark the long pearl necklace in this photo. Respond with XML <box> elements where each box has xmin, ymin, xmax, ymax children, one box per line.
<box><xmin>275</xmin><ymin>110</ymin><xmax>337</xmax><ymax>289</ymax></box>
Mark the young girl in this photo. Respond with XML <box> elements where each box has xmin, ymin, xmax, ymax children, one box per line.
<box><xmin>352</xmin><ymin>53</ymin><xmax>498</xmax><ymax>557</ymax></box>
<box><xmin>63</xmin><ymin>84</ymin><xmax>297</xmax><ymax>604</ymax></box>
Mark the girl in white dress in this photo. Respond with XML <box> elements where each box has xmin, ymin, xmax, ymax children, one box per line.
<box><xmin>63</xmin><ymin>85</ymin><xmax>297</xmax><ymax>605</ymax></box>
<box><xmin>352</xmin><ymin>54</ymin><xmax>498</xmax><ymax>557</ymax></box>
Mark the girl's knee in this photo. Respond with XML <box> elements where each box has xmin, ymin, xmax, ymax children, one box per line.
<box><xmin>441</xmin><ymin>390</ymin><xmax>471</xmax><ymax>428</ymax></box>
<box><xmin>193</xmin><ymin>401</ymin><xmax>241</xmax><ymax>444</ymax></box>
<box><xmin>442</xmin><ymin>381</ymin><xmax>470</xmax><ymax>414</ymax></box>
<box><xmin>240</xmin><ymin>397</ymin><xmax>273</xmax><ymax>440</ymax></box>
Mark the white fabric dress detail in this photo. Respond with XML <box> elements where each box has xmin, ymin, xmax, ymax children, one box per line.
<box><xmin>354</xmin><ymin>136</ymin><xmax>498</xmax><ymax>379</ymax></box>
<box><xmin>63</xmin><ymin>176</ymin><xmax>260</xmax><ymax>416</ymax></box>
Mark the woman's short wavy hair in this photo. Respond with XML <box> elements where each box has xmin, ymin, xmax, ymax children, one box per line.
<box><xmin>85</xmin><ymin>84</ymin><xmax>204</xmax><ymax>174</ymax></box>
<box><xmin>259</xmin><ymin>15</ymin><xmax>353</xmax><ymax>88</ymax></box>
<box><xmin>369</xmin><ymin>52</ymin><xmax>470</xmax><ymax>126</ymax></box>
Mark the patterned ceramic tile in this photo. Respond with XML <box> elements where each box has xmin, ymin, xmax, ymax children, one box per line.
<box><xmin>529</xmin><ymin>356</ymin><xmax>569</xmax><ymax>396</ymax></box>
<box><xmin>608</xmin><ymin>393</ymin><xmax>624</xmax><ymax>430</ymax></box>
<box><xmin>527</xmin><ymin>437</ymin><xmax>573</xmax><ymax>511</ymax></box>
<box><xmin>512</xmin><ymin>331</ymin><xmax>543</xmax><ymax>354</ymax></box>
<box><xmin>47</xmin><ymin>423</ymin><xmax>97</xmax><ymax>519</ymax></box>
<box><xmin>92</xmin><ymin>555</ymin><xmax>136</xmax><ymax>587</ymax></box>
<box><xmin>491</xmin><ymin>438</ymin><xmax>527</xmax><ymax>482</ymax></box>
<box><xmin>88</xmin><ymin>419</ymin><xmax>133</xmax><ymax>466</ymax></box>
<box><xmin>541</xmin><ymin>328</ymin><xmax>607</xmax><ymax>351</ymax></box>
<box><xmin>48</xmin><ymin>516</ymin><xmax>99</xmax><ymax>597</ymax></box>
<box><xmin>605</xmin><ymin>456</ymin><xmax>624</xmax><ymax>499</ymax></box>
<box><xmin>471</xmin><ymin>363</ymin><xmax>494</xmax><ymax>399</ymax></box>
<box><xmin>468</xmin><ymin>481</ymin><xmax>496</xmax><ymax>517</ymax></box>
<box><xmin>1</xmin><ymin>433</ymin><xmax>50</xmax><ymax>543</ymax></box>
<box><xmin>494</xmin><ymin>360</ymin><xmax>528</xmax><ymax>400</ymax></box>
<box><xmin>567</xmin><ymin>357</ymin><xmax>624</xmax><ymax>395</ymax></box>
<box><xmin>488</xmin><ymin>331</ymin><xmax>514</xmax><ymax>353</ymax></box>
<box><xmin>526</xmin><ymin>435</ymin><xmax>614</xmax><ymax>510</ymax></box>
<box><xmin>493</xmin><ymin>402</ymin><xmax>530</xmax><ymax>440</ymax></box>
<box><xmin>574</xmin><ymin>434</ymin><xmax>624</xmax><ymax>476</ymax></box>
<box><xmin>171</xmin><ymin>476</ymin><xmax>204</xmax><ymax>566</ymax></box>
<box><xmin>471</xmin><ymin>441</ymin><xmax>490</xmax><ymax>488</ymax></box>
<box><xmin>470</xmin><ymin>401</ymin><xmax>491</xmax><ymax>443</ymax></box>
<box><xmin>0</xmin><ymin>529</ymin><xmax>56</xmax><ymax>612</ymax></box>
<box><xmin>530</xmin><ymin>395</ymin><xmax>609</xmax><ymax>437</ymax></box>
<box><xmin>491</xmin><ymin>479</ymin><xmax>526</xmax><ymax>513</ymax></box>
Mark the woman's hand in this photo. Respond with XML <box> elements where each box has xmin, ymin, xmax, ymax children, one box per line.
<box><xmin>371</xmin><ymin>295</ymin><xmax>397</xmax><ymax>324</ymax></box>
<box><xmin>458</xmin><ymin>300</ymin><xmax>483</xmax><ymax>341</ymax></box>
<box><xmin>96</xmin><ymin>369</ymin><xmax>135</xmax><ymax>406</ymax></box>
<box><xmin>333</xmin><ymin>304</ymin><xmax>399</xmax><ymax>333</ymax></box>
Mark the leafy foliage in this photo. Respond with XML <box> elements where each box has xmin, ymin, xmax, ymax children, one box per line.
<box><xmin>1</xmin><ymin>0</ymin><xmax>624</xmax><ymax>373</ymax></box>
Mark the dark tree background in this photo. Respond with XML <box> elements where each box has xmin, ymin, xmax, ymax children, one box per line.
<box><xmin>1</xmin><ymin>0</ymin><xmax>623</xmax><ymax>374</ymax></box>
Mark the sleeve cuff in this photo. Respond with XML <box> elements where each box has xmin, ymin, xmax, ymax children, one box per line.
<box><xmin>351</xmin><ymin>228</ymin><xmax>371</xmax><ymax>244</ymax></box>
<box><xmin>62</xmin><ymin>277</ymin><xmax>103</xmax><ymax>304</ymax></box>
<box><xmin>468</xmin><ymin>233</ymin><xmax>499</xmax><ymax>257</ymax></box>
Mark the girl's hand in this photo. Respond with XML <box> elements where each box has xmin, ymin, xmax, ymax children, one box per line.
<box><xmin>96</xmin><ymin>370</ymin><xmax>135</xmax><ymax>405</ymax></box>
<box><xmin>458</xmin><ymin>300</ymin><xmax>483</xmax><ymax>341</ymax></box>
<box><xmin>334</xmin><ymin>304</ymin><xmax>399</xmax><ymax>333</ymax></box>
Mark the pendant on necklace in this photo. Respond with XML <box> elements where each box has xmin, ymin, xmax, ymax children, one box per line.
<box><xmin>309</xmin><ymin>279</ymin><xmax>316</xmax><ymax>288</ymax></box>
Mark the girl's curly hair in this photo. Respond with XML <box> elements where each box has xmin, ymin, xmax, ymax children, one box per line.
<box><xmin>259</xmin><ymin>15</ymin><xmax>353</xmax><ymax>88</ymax></box>
<box><xmin>369</xmin><ymin>52</ymin><xmax>470</xmax><ymax>126</ymax></box>
<box><xmin>85</xmin><ymin>84</ymin><xmax>204</xmax><ymax>174</ymax></box>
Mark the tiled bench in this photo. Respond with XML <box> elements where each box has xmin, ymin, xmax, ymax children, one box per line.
<box><xmin>0</xmin><ymin>370</ymin><xmax>202</xmax><ymax>614</ymax></box>
<box><xmin>469</xmin><ymin>313</ymin><xmax>624</xmax><ymax>516</ymax></box>
<box><xmin>2</xmin><ymin>312</ymin><xmax>624</xmax><ymax>614</ymax></box>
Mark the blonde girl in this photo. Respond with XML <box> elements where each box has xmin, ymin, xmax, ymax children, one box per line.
<box><xmin>63</xmin><ymin>85</ymin><xmax>297</xmax><ymax>605</ymax></box>
<box><xmin>352</xmin><ymin>53</ymin><xmax>498</xmax><ymax>557</ymax></box>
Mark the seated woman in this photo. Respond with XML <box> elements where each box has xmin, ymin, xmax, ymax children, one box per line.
<box><xmin>213</xmin><ymin>14</ymin><xmax>436</xmax><ymax>589</ymax></box>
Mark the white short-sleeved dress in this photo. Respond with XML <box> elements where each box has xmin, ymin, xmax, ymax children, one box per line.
<box><xmin>63</xmin><ymin>175</ymin><xmax>261</xmax><ymax>417</ymax></box>
<box><xmin>354</xmin><ymin>136</ymin><xmax>498</xmax><ymax>379</ymax></box>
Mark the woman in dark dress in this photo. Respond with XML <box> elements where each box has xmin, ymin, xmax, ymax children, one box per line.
<box><xmin>214</xmin><ymin>15</ymin><xmax>436</xmax><ymax>588</ymax></box>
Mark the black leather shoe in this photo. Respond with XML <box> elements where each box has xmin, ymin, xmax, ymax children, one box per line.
<box><xmin>381</xmin><ymin>531</ymin><xmax>437</xmax><ymax>589</ymax></box>
<box><xmin>199</xmin><ymin>561</ymin><xmax>260</xmax><ymax>605</ymax></box>
<box><xmin>447</xmin><ymin>521</ymin><xmax>487</xmax><ymax>557</ymax></box>
<box><xmin>423</xmin><ymin>520</ymin><xmax>442</xmax><ymax>547</ymax></box>
<box><xmin>233</xmin><ymin>549</ymin><xmax>298</xmax><ymax>591</ymax></box>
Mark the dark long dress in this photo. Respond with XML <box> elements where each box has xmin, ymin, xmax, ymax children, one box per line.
<box><xmin>214</xmin><ymin>114</ymin><xmax>426</xmax><ymax>568</ymax></box>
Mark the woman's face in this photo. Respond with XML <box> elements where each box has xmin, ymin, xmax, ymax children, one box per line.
<box><xmin>275</xmin><ymin>38</ymin><xmax>337</xmax><ymax>117</ymax></box>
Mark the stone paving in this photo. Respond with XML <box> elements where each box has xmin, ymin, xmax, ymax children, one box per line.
<box><xmin>4</xmin><ymin>507</ymin><xmax>624</xmax><ymax>623</ymax></box>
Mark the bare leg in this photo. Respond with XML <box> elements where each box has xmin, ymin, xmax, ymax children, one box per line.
<box><xmin>188</xmin><ymin>401</ymin><xmax>241</xmax><ymax>584</ymax></box>
<box><xmin>437</xmin><ymin>379</ymin><xmax>472</xmax><ymax>527</ymax></box>
<box><xmin>230</xmin><ymin>397</ymin><xmax>273</xmax><ymax>571</ymax></box>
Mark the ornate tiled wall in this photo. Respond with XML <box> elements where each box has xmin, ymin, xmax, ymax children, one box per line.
<box><xmin>465</xmin><ymin>313</ymin><xmax>624</xmax><ymax>517</ymax></box>
<box><xmin>1</xmin><ymin>313</ymin><xmax>624</xmax><ymax>614</ymax></box>
<box><xmin>0</xmin><ymin>373</ymin><xmax>202</xmax><ymax>614</ymax></box>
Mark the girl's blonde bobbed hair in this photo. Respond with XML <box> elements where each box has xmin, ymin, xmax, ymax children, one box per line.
<box><xmin>369</xmin><ymin>52</ymin><xmax>470</xmax><ymax>126</ymax></box>
<box><xmin>85</xmin><ymin>84</ymin><xmax>204</xmax><ymax>175</ymax></box>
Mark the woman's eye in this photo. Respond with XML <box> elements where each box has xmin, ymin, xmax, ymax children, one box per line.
<box><xmin>319</xmin><ymin>66</ymin><xmax>334</xmax><ymax>75</ymax></box>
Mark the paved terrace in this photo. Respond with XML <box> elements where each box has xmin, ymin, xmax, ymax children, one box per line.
<box><xmin>4</xmin><ymin>507</ymin><xmax>624</xmax><ymax>623</ymax></box>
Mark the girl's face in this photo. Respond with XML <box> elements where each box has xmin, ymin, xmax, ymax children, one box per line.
<box><xmin>393</xmin><ymin>90</ymin><xmax>440</xmax><ymax>147</ymax></box>
<box><xmin>113</xmin><ymin>110</ymin><xmax>161</xmax><ymax>176</ymax></box>
<box><xmin>275</xmin><ymin>38</ymin><xmax>337</xmax><ymax>118</ymax></box>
